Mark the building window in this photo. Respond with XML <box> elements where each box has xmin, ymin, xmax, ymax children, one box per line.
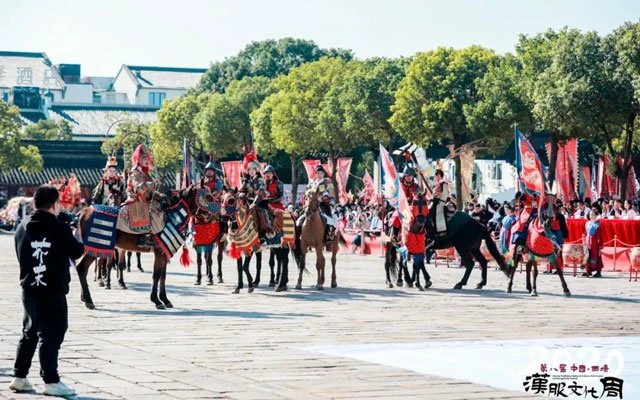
<box><xmin>149</xmin><ymin>92</ymin><xmax>166</xmax><ymax>106</ymax></box>
<box><xmin>488</xmin><ymin>162</ymin><xmax>502</xmax><ymax>180</ymax></box>
<box><xmin>93</xmin><ymin>94</ymin><xmax>102</xmax><ymax>104</ymax></box>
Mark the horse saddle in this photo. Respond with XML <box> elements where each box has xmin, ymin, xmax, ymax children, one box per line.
<box><xmin>116</xmin><ymin>199</ymin><xmax>165</xmax><ymax>235</ymax></box>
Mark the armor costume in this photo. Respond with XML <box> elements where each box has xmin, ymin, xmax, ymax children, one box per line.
<box><xmin>307</xmin><ymin>165</ymin><xmax>336</xmax><ymax>227</ymax></box>
<box><xmin>92</xmin><ymin>156</ymin><xmax>126</xmax><ymax>206</ymax></box>
<box><xmin>430</xmin><ymin>170</ymin><xmax>451</xmax><ymax>235</ymax></box>
<box><xmin>264</xmin><ymin>165</ymin><xmax>285</xmax><ymax>211</ymax></box>
<box><xmin>240</xmin><ymin>153</ymin><xmax>274</xmax><ymax>239</ymax></box>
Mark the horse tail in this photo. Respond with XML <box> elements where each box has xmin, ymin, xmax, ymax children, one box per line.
<box><xmin>482</xmin><ymin>226</ymin><xmax>509</xmax><ymax>276</ymax></box>
<box><xmin>386</xmin><ymin>243</ymin><xmax>398</xmax><ymax>280</ymax></box>
<box><xmin>292</xmin><ymin>225</ymin><xmax>307</xmax><ymax>273</ymax></box>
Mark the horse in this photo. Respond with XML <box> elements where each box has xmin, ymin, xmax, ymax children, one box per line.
<box><xmin>506</xmin><ymin>202</ymin><xmax>571</xmax><ymax>297</ymax></box>
<box><xmin>126</xmin><ymin>251</ymin><xmax>143</xmax><ymax>273</ymax></box>
<box><xmin>384</xmin><ymin>240</ymin><xmax>413</xmax><ymax>288</ymax></box>
<box><xmin>75</xmin><ymin>186</ymin><xmax>210</xmax><ymax>309</ymax></box>
<box><xmin>292</xmin><ymin>189</ymin><xmax>345</xmax><ymax>290</ymax></box>
<box><xmin>220</xmin><ymin>192</ymin><xmax>292</xmax><ymax>293</ymax></box>
<box><xmin>425</xmin><ymin>209</ymin><xmax>510</xmax><ymax>289</ymax></box>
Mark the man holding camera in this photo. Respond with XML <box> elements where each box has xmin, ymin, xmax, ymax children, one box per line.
<box><xmin>10</xmin><ymin>185</ymin><xmax>85</xmax><ymax>396</ymax></box>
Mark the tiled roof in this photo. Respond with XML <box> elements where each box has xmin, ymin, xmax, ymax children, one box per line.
<box><xmin>125</xmin><ymin>65</ymin><xmax>206</xmax><ymax>89</ymax></box>
<box><xmin>0</xmin><ymin>140</ymin><xmax>175</xmax><ymax>188</ymax></box>
<box><xmin>48</xmin><ymin>104</ymin><xmax>158</xmax><ymax>137</ymax></box>
<box><xmin>20</xmin><ymin>111</ymin><xmax>47</xmax><ymax>124</ymax></box>
<box><xmin>0</xmin><ymin>51</ymin><xmax>65</xmax><ymax>90</ymax></box>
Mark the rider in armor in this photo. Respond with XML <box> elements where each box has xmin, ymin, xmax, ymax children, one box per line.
<box><xmin>304</xmin><ymin>165</ymin><xmax>337</xmax><ymax>242</ymax></box>
<box><xmin>240</xmin><ymin>153</ymin><xmax>273</xmax><ymax>240</ymax></box>
<box><xmin>92</xmin><ymin>156</ymin><xmax>126</xmax><ymax>206</ymax></box>
<box><xmin>119</xmin><ymin>144</ymin><xmax>163</xmax><ymax>249</ymax></box>
<box><xmin>202</xmin><ymin>158</ymin><xmax>224</xmax><ymax>197</ymax></box>
<box><xmin>264</xmin><ymin>165</ymin><xmax>284</xmax><ymax>211</ymax></box>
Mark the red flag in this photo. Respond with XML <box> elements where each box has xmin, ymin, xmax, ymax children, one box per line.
<box><xmin>302</xmin><ymin>159</ymin><xmax>321</xmax><ymax>181</ymax></box>
<box><xmin>221</xmin><ymin>161</ymin><xmax>243</xmax><ymax>189</ymax></box>
<box><xmin>362</xmin><ymin>170</ymin><xmax>375</xmax><ymax>203</ymax></box>
<box><xmin>516</xmin><ymin>130</ymin><xmax>545</xmax><ymax>197</ymax></box>
<box><xmin>546</xmin><ymin>139</ymin><xmax>578</xmax><ymax>201</ymax></box>
<box><xmin>627</xmin><ymin>166</ymin><xmax>639</xmax><ymax>201</ymax></box>
<box><xmin>336</xmin><ymin>158</ymin><xmax>352</xmax><ymax>205</ymax></box>
<box><xmin>582</xmin><ymin>166</ymin><xmax>591</xmax><ymax>199</ymax></box>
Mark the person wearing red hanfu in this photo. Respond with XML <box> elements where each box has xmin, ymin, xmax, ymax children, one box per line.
<box><xmin>405</xmin><ymin>186</ymin><xmax>432</xmax><ymax>291</ymax></box>
<box><xmin>583</xmin><ymin>206</ymin><xmax>603</xmax><ymax>278</ymax></box>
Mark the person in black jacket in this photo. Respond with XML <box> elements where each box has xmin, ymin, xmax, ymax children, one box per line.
<box><xmin>9</xmin><ymin>185</ymin><xmax>84</xmax><ymax>397</ymax></box>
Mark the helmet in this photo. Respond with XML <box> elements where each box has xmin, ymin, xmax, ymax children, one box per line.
<box><xmin>315</xmin><ymin>165</ymin><xmax>327</xmax><ymax>175</ymax></box>
<box><xmin>246</xmin><ymin>161</ymin><xmax>260</xmax><ymax>172</ymax></box>
<box><xmin>104</xmin><ymin>156</ymin><xmax>118</xmax><ymax>170</ymax></box>
<box><xmin>204</xmin><ymin>161</ymin><xmax>216</xmax><ymax>172</ymax></box>
<box><xmin>264</xmin><ymin>165</ymin><xmax>276</xmax><ymax>174</ymax></box>
<box><xmin>402</xmin><ymin>165</ymin><xmax>415</xmax><ymax>176</ymax></box>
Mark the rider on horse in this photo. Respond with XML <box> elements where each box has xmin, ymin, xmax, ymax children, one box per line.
<box><xmin>117</xmin><ymin>144</ymin><xmax>164</xmax><ymax>249</ymax></box>
<box><xmin>240</xmin><ymin>153</ymin><xmax>274</xmax><ymax>241</ymax></box>
<box><xmin>202</xmin><ymin>158</ymin><xmax>224</xmax><ymax>196</ymax></box>
<box><xmin>429</xmin><ymin>169</ymin><xmax>451</xmax><ymax>237</ymax></box>
<box><xmin>306</xmin><ymin>165</ymin><xmax>336</xmax><ymax>242</ymax></box>
<box><xmin>92</xmin><ymin>156</ymin><xmax>125</xmax><ymax>206</ymax></box>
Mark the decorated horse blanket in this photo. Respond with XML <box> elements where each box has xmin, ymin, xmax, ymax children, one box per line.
<box><xmin>117</xmin><ymin>199</ymin><xmax>165</xmax><ymax>234</ymax></box>
<box><xmin>153</xmin><ymin>200</ymin><xmax>190</xmax><ymax>258</ymax></box>
<box><xmin>228</xmin><ymin>208</ymin><xmax>261</xmax><ymax>259</ymax></box>
<box><xmin>83</xmin><ymin>205</ymin><xmax>119</xmax><ymax>259</ymax></box>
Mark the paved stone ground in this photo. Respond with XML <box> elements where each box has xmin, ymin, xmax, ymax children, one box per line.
<box><xmin>0</xmin><ymin>233</ymin><xmax>638</xmax><ymax>399</ymax></box>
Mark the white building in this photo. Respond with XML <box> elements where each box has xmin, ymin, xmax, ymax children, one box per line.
<box><xmin>441</xmin><ymin>158</ymin><xmax>517</xmax><ymax>204</ymax></box>
<box><xmin>110</xmin><ymin>65</ymin><xmax>206</xmax><ymax>106</ymax></box>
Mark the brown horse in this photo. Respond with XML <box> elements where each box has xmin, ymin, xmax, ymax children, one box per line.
<box><xmin>220</xmin><ymin>192</ymin><xmax>292</xmax><ymax>293</ymax></box>
<box><xmin>76</xmin><ymin>186</ymin><xmax>206</xmax><ymax>309</ymax></box>
<box><xmin>293</xmin><ymin>189</ymin><xmax>344</xmax><ymax>290</ymax></box>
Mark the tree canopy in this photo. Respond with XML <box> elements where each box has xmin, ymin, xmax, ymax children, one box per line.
<box><xmin>23</xmin><ymin>119</ymin><xmax>73</xmax><ymax>141</ymax></box>
<box><xmin>196</xmin><ymin>38</ymin><xmax>353</xmax><ymax>93</ymax></box>
<box><xmin>0</xmin><ymin>101</ymin><xmax>42</xmax><ymax>173</ymax></box>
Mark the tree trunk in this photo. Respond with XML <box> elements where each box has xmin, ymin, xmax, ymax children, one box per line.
<box><xmin>291</xmin><ymin>153</ymin><xmax>299</xmax><ymax>205</ymax></box>
<box><xmin>454</xmin><ymin>135</ymin><xmax>463</xmax><ymax>211</ymax></box>
<box><xmin>547</xmin><ymin>132</ymin><xmax>559</xmax><ymax>190</ymax></box>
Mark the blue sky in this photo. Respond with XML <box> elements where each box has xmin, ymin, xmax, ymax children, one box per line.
<box><xmin>2</xmin><ymin>0</ymin><xmax>639</xmax><ymax>76</ymax></box>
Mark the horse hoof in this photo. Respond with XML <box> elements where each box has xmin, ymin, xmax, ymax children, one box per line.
<box><xmin>424</xmin><ymin>281</ymin><xmax>433</xmax><ymax>289</ymax></box>
<box><xmin>207</xmin><ymin>280</ymin><xmax>214</xmax><ymax>286</ymax></box>
<box><xmin>295</xmin><ymin>284</ymin><xmax>302</xmax><ymax>290</ymax></box>
<box><xmin>316</xmin><ymin>285</ymin><xmax>324</xmax><ymax>291</ymax></box>
<box><xmin>564</xmin><ymin>290</ymin><xmax>572</xmax><ymax>297</ymax></box>
<box><xmin>475</xmin><ymin>283</ymin><xmax>484</xmax><ymax>289</ymax></box>
<box><xmin>275</xmin><ymin>286</ymin><xmax>287</xmax><ymax>292</ymax></box>
<box><xmin>248</xmin><ymin>287</ymin><xmax>255</xmax><ymax>293</ymax></box>
<box><xmin>138</xmin><ymin>267</ymin><xmax>144</xmax><ymax>273</ymax></box>
<box><xmin>407</xmin><ymin>282</ymin><xmax>414</xmax><ymax>288</ymax></box>
<box><xmin>531</xmin><ymin>292</ymin><xmax>538</xmax><ymax>297</ymax></box>
<box><xmin>156</xmin><ymin>304</ymin><xmax>166</xmax><ymax>310</ymax></box>
<box><xmin>331</xmin><ymin>282</ymin><xmax>337</xmax><ymax>288</ymax></box>
<box><xmin>194</xmin><ymin>281</ymin><xmax>201</xmax><ymax>286</ymax></box>
<box><xmin>127</xmin><ymin>268</ymin><xmax>131</xmax><ymax>273</ymax></box>
<box><xmin>269</xmin><ymin>281</ymin><xmax>276</xmax><ymax>288</ymax></box>
<box><xmin>232</xmin><ymin>288</ymin><xmax>240</xmax><ymax>294</ymax></box>
<box><xmin>98</xmin><ymin>281</ymin><xmax>105</xmax><ymax>287</ymax></box>
<box><xmin>396</xmin><ymin>280</ymin><xmax>403</xmax><ymax>287</ymax></box>
<box><xmin>453</xmin><ymin>283</ymin><xmax>463</xmax><ymax>290</ymax></box>
<box><xmin>85</xmin><ymin>302</ymin><xmax>95</xmax><ymax>310</ymax></box>
<box><xmin>416</xmin><ymin>284</ymin><xmax>424</xmax><ymax>292</ymax></box>
<box><xmin>387</xmin><ymin>283</ymin><xmax>393</xmax><ymax>289</ymax></box>
<box><xmin>105</xmin><ymin>284</ymin><xmax>111</xmax><ymax>290</ymax></box>
<box><xmin>218</xmin><ymin>277</ymin><xmax>224</xmax><ymax>283</ymax></box>
<box><xmin>506</xmin><ymin>288</ymin><xmax>512</xmax><ymax>293</ymax></box>
<box><xmin>119</xmin><ymin>283</ymin><xmax>127</xmax><ymax>290</ymax></box>
<box><xmin>164</xmin><ymin>302</ymin><xmax>174</xmax><ymax>308</ymax></box>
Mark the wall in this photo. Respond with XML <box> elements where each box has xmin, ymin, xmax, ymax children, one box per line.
<box><xmin>136</xmin><ymin>87</ymin><xmax>186</xmax><ymax>106</ymax></box>
<box><xmin>59</xmin><ymin>83</ymin><xmax>93</xmax><ymax>103</ymax></box>
<box><xmin>111</xmin><ymin>70</ymin><xmax>137</xmax><ymax>105</ymax></box>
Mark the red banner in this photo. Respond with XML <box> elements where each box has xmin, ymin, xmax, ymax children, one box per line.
<box><xmin>627</xmin><ymin>166</ymin><xmax>638</xmax><ymax>200</ymax></box>
<box><xmin>362</xmin><ymin>170</ymin><xmax>375</xmax><ymax>203</ymax></box>
<box><xmin>333</xmin><ymin>157</ymin><xmax>352</xmax><ymax>205</ymax></box>
<box><xmin>516</xmin><ymin>131</ymin><xmax>545</xmax><ymax>197</ymax></box>
<box><xmin>598</xmin><ymin>155</ymin><xmax>619</xmax><ymax>199</ymax></box>
<box><xmin>303</xmin><ymin>159</ymin><xmax>332</xmax><ymax>181</ymax></box>
<box><xmin>546</xmin><ymin>139</ymin><xmax>578</xmax><ymax>201</ymax></box>
<box><xmin>221</xmin><ymin>161</ymin><xmax>243</xmax><ymax>189</ymax></box>
<box><xmin>582</xmin><ymin>166</ymin><xmax>590</xmax><ymax>199</ymax></box>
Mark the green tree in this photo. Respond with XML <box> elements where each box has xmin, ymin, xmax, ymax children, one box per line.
<box><xmin>195</xmin><ymin>76</ymin><xmax>275</xmax><ymax>157</ymax></box>
<box><xmin>390</xmin><ymin>46</ymin><xmax>497</xmax><ymax>209</ymax></box>
<box><xmin>150</xmin><ymin>94</ymin><xmax>211</xmax><ymax>168</ymax></box>
<box><xmin>0</xmin><ymin>101</ymin><xmax>42</xmax><ymax>173</ymax></box>
<box><xmin>102</xmin><ymin>122</ymin><xmax>153</xmax><ymax>171</ymax></box>
<box><xmin>196</xmin><ymin>38</ymin><xmax>353</xmax><ymax>93</ymax></box>
<box><xmin>340</xmin><ymin>58</ymin><xmax>408</xmax><ymax>147</ymax></box>
<box><xmin>23</xmin><ymin>119</ymin><xmax>73</xmax><ymax>141</ymax></box>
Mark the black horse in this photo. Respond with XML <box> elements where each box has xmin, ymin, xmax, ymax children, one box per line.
<box><xmin>426</xmin><ymin>211</ymin><xmax>509</xmax><ymax>289</ymax></box>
